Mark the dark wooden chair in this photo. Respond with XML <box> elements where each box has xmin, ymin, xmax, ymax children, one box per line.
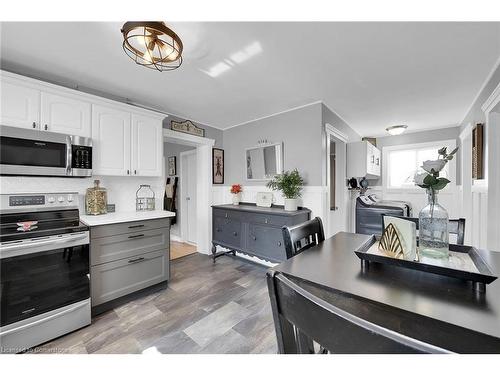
<box><xmin>266</xmin><ymin>270</ymin><xmax>452</xmax><ymax>354</ymax></box>
<box><xmin>381</xmin><ymin>215</ymin><xmax>466</xmax><ymax>245</ymax></box>
<box><xmin>282</xmin><ymin>217</ymin><xmax>325</xmax><ymax>259</ymax></box>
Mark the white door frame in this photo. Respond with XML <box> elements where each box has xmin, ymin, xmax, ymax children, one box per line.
<box><xmin>323</xmin><ymin>123</ymin><xmax>349</xmax><ymax>237</ymax></box>
<box><xmin>163</xmin><ymin>129</ymin><xmax>215</xmax><ymax>255</ymax></box>
<box><xmin>482</xmin><ymin>81</ymin><xmax>500</xmax><ymax>251</ymax></box>
<box><xmin>179</xmin><ymin>149</ymin><xmax>197</xmax><ymax>244</ymax></box>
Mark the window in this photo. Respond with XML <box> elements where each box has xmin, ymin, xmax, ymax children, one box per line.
<box><xmin>383</xmin><ymin>140</ymin><xmax>456</xmax><ymax>189</ymax></box>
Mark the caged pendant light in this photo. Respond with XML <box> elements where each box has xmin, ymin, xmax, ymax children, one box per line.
<box><xmin>121</xmin><ymin>21</ymin><xmax>183</xmax><ymax>72</ymax></box>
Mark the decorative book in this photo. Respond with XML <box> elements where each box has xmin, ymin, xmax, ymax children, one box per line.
<box><xmin>378</xmin><ymin>223</ymin><xmax>404</xmax><ymax>258</ymax></box>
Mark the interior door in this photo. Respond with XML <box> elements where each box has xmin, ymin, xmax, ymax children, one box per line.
<box><xmin>131</xmin><ymin>114</ymin><xmax>162</xmax><ymax>176</ymax></box>
<box><xmin>328</xmin><ymin>136</ymin><xmax>347</xmax><ymax>236</ymax></box>
<box><xmin>92</xmin><ymin>104</ymin><xmax>131</xmax><ymax>176</ymax></box>
<box><xmin>0</xmin><ymin>78</ymin><xmax>40</xmax><ymax>129</ymax></box>
<box><xmin>183</xmin><ymin>151</ymin><xmax>197</xmax><ymax>244</ymax></box>
<box><xmin>40</xmin><ymin>92</ymin><xmax>91</xmax><ymax>137</ymax></box>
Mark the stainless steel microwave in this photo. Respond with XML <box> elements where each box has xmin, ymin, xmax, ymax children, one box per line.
<box><xmin>0</xmin><ymin>125</ymin><xmax>92</xmax><ymax>177</ymax></box>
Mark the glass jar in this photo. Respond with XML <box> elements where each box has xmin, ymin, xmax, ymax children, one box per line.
<box><xmin>85</xmin><ymin>180</ymin><xmax>107</xmax><ymax>215</ymax></box>
<box><xmin>418</xmin><ymin>189</ymin><xmax>449</xmax><ymax>259</ymax></box>
<box><xmin>136</xmin><ymin>185</ymin><xmax>155</xmax><ymax>211</ymax></box>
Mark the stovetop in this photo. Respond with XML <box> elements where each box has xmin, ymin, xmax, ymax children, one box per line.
<box><xmin>0</xmin><ymin>193</ymin><xmax>88</xmax><ymax>243</ymax></box>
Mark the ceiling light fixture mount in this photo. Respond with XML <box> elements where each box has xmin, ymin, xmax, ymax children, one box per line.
<box><xmin>386</xmin><ymin>125</ymin><xmax>408</xmax><ymax>136</ymax></box>
<box><xmin>121</xmin><ymin>21</ymin><xmax>183</xmax><ymax>72</ymax></box>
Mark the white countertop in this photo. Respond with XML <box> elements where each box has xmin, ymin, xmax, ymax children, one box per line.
<box><xmin>80</xmin><ymin>210</ymin><xmax>176</xmax><ymax>227</ymax></box>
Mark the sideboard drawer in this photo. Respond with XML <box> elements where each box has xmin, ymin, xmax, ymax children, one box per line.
<box><xmin>213</xmin><ymin>216</ymin><xmax>242</xmax><ymax>248</ymax></box>
<box><xmin>213</xmin><ymin>208</ymin><xmax>242</xmax><ymax>221</ymax></box>
<box><xmin>246</xmin><ymin>224</ymin><xmax>286</xmax><ymax>262</ymax></box>
<box><xmin>90</xmin><ymin>227</ymin><xmax>169</xmax><ymax>266</ymax></box>
<box><xmin>247</xmin><ymin>213</ymin><xmax>289</xmax><ymax>227</ymax></box>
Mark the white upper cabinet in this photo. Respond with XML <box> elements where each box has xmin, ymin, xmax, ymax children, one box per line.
<box><xmin>92</xmin><ymin>104</ymin><xmax>131</xmax><ymax>176</ymax></box>
<box><xmin>347</xmin><ymin>141</ymin><xmax>381</xmax><ymax>179</ymax></box>
<box><xmin>0</xmin><ymin>78</ymin><xmax>40</xmax><ymax>129</ymax></box>
<box><xmin>40</xmin><ymin>92</ymin><xmax>91</xmax><ymax>137</ymax></box>
<box><xmin>131</xmin><ymin>114</ymin><xmax>163</xmax><ymax>177</ymax></box>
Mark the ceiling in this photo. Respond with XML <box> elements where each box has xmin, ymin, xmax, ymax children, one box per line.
<box><xmin>1</xmin><ymin>22</ymin><xmax>499</xmax><ymax>136</ymax></box>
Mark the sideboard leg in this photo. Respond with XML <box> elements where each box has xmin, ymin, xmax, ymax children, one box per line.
<box><xmin>211</xmin><ymin>244</ymin><xmax>217</xmax><ymax>263</ymax></box>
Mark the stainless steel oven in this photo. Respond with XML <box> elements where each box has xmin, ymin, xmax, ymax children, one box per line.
<box><xmin>0</xmin><ymin>193</ymin><xmax>91</xmax><ymax>353</ymax></box>
<box><xmin>0</xmin><ymin>125</ymin><xmax>92</xmax><ymax>177</ymax></box>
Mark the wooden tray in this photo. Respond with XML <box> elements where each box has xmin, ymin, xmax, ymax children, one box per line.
<box><xmin>355</xmin><ymin>236</ymin><xmax>497</xmax><ymax>292</ymax></box>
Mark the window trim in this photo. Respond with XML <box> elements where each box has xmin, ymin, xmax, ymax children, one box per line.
<box><xmin>382</xmin><ymin>139</ymin><xmax>457</xmax><ymax>194</ymax></box>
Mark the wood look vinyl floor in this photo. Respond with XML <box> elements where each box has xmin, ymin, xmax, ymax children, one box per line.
<box><xmin>32</xmin><ymin>254</ymin><xmax>277</xmax><ymax>354</ymax></box>
<box><xmin>170</xmin><ymin>241</ymin><xmax>197</xmax><ymax>260</ymax></box>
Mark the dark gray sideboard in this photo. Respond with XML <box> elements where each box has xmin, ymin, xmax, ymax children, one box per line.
<box><xmin>212</xmin><ymin>203</ymin><xmax>311</xmax><ymax>263</ymax></box>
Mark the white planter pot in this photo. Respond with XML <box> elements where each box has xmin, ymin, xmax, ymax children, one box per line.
<box><xmin>284</xmin><ymin>198</ymin><xmax>298</xmax><ymax>211</ymax></box>
<box><xmin>232</xmin><ymin>193</ymin><xmax>241</xmax><ymax>205</ymax></box>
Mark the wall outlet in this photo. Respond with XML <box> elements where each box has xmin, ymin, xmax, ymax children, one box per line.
<box><xmin>106</xmin><ymin>204</ymin><xmax>116</xmax><ymax>213</ymax></box>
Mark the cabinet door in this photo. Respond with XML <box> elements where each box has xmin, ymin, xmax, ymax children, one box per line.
<box><xmin>246</xmin><ymin>224</ymin><xmax>286</xmax><ymax>262</ymax></box>
<box><xmin>91</xmin><ymin>249</ymin><xmax>169</xmax><ymax>306</ymax></box>
<box><xmin>40</xmin><ymin>92</ymin><xmax>91</xmax><ymax>137</ymax></box>
<box><xmin>131</xmin><ymin>114</ymin><xmax>163</xmax><ymax>176</ymax></box>
<box><xmin>92</xmin><ymin>104</ymin><xmax>131</xmax><ymax>176</ymax></box>
<box><xmin>0</xmin><ymin>78</ymin><xmax>40</xmax><ymax>129</ymax></box>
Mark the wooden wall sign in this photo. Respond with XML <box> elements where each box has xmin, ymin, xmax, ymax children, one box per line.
<box><xmin>171</xmin><ymin>120</ymin><xmax>205</xmax><ymax>137</ymax></box>
<box><xmin>472</xmin><ymin>123</ymin><xmax>484</xmax><ymax>180</ymax></box>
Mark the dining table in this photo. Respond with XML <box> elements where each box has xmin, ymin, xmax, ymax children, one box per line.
<box><xmin>270</xmin><ymin>231</ymin><xmax>500</xmax><ymax>353</ymax></box>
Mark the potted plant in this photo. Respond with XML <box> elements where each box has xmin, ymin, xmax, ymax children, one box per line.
<box><xmin>230</xmin><ymin>184</ymin><xmax>242</xmax><ymax>205</ymax></box>
<box><xmin>267</xmin><ymin>169</ymin><xmax>304</xmax><ymax>211</ymax></box>
<box><xmin>414</xmin><ymin>146</ymin><xmax>458</xmax><ymax>259</ymax></box>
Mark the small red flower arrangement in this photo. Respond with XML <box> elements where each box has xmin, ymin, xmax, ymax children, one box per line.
<box><xmin>230</xmin><ymin>184</ymin><xmax>242</xmax><ymax>194</ymax></box>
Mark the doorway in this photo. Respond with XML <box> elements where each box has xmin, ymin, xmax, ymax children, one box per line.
<box><xmin>325</xmin><ymin>123</ymin><xmax>349</xmax><ymax>237</ymax></box>
<box><xmin>180</xmin><ymin>150</ymin><xmax>197</xmax><ymax>245</ymax></box>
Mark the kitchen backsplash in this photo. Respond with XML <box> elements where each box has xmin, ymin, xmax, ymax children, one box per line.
<box><xmin>0</xmin><ymin>175</ymin><xmax>165</xmax><ymax>213</ymax></box>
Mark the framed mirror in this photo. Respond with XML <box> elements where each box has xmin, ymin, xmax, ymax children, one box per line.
<box><xmin>245</xmin><ymin>143</ymin><xmax>283</xmax><ymax>181</ymax></box>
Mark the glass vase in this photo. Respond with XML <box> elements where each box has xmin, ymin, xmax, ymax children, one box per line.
<box><xmin>418</xmin><ymin>189</ymin><xmax>449</xmax><ymax>259</ymax></box>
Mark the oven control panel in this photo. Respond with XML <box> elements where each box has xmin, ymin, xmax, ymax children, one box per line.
<box><xmin>9</xmin><ymin>195</ymin><xmax>45</xmax><ymax>206</ymax></box>
<box><xmin>1</xmin><ymin>193</ymin><xmax>79</xmax><ymax>211</ymax></box>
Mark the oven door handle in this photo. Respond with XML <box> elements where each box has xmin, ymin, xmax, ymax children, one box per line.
<box><xmin>0</xmin><ymin>232</ymin><xmax>89</xmax><ymax>258</ymax></box>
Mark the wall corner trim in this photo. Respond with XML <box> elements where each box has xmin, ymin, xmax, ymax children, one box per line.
<box><xmin>481</xmin><ymin>81</ymin><xmax>500</xmax><ymax>114</ymax></box>
<box><xmin>459</xmin><ymin>123</ymin><xmax>473</xmax><ymax>141</ymax></box>
<box><xmin>325</xmin><ymin>123</ymin><xmax>349</xmax><ymax>143</ymax></box>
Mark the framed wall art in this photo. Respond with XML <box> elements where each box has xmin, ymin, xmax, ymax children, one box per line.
<box><xmin>212</xmin><ymin>148</ymin><xmax>224</xmax><ymax>184</ymax></box>
<box><xmin>168</xmin><ymin>156</ymin><xmax>177</xmax><ymax>176</ymax></box>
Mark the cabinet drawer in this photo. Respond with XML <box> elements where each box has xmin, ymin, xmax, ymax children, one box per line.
<box><xmin>91</xmin><ymin>227</ymin><xmax>169</xmax><ymax>266</ymax></box>
<box><xmin>213</xmin><ymin>208</ymin><xmax>241</xmax><ymax>221</ymax></box>
<box><xmin>247</xmin><ymin>213</ymin><xmax>289</xmax><ymax>227</ymax></box>
<box><xmin>246</xmin><ymin>224</ymin><xmax>286</xmax><ymax>262</ymax></box>
<box><xmin>90</xmin><ymin>218</ymin><xmax>170</xmax><ymax>239</ymax></box>
<box><xmin>91</xmin><ymin>249</ymin><xmax>168</xmax><ymax>306</ymax></box>
<box><xmin>213</xmin><ymin>216</ymin><xmax>242</xmax><ymax>248</ymax></box>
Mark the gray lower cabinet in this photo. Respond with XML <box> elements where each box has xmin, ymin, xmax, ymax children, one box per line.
<box><xmin>212</xmin><ymin>204</ymin><xmax>311</xmax><ymax>263</ymax></box>
<box><xmin>90</xmin><ymin>218</ymin><xmax>170</xmax><ymax>308</ymax></box>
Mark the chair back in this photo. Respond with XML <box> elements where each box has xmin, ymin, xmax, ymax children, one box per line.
<box><xmin>266</xmin><ymin>270</ymin><xmax>451</xmax><ymax>354</ymax></box>
<box><xmin>282</xmin><ymin>217</ymin><xmax>325</xmax><ymax>259</ymax></box>
<box><xmin>381</xmin><ymin>215</ymin><xmax>465</xmax><ymax>245</ymax></box>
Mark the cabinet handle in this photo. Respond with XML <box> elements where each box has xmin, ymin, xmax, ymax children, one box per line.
<box><xmin>128</xmin><ymin>234</ymin><xmax>145</xmax><ymax>239</ymax></box>
<box><xmin>252</xmin><ymin>236</ymin><xmax>256</xmax><ymax>241</ymax></box>
<box><xmin>44</xmin><ymin>124</ymin><xmax>48</xmax><ymax>131</ymax></box>
<box><xmin>128</xmin><ymin>257</ymin><xmax>145</xmax><ymax>263</ymax></box>
<box><xmin>225</xmin><ymin>213</ymin><xmax>228</xmax><ymax>218</ymax></box>
<box><xmin>376</xmin><ymin>157</ymin><xmax>380</xmax><ymax>166</ymax></box>
<box><xmin>216</xmin><ymin>228</ymin><xmax>221</xmax><ymax>232</ymax></box>
<box><xmin>134</xmin><ymin>170</ymin><xmax>137</xmax><ymax>175</ymax></box>
<box><xmin>127</xmin><ymin>170</ymin><xmax>130</xmax><ymax>175</ymax></box>
<box><xmin>264</xmin><ymin>218</ymin><xmax>268</xmax><ymax>224</ymax></box>
<box><xmin>371</xmin><ymin>155</ymin><xmax>375</xmax><ymax>163</ymax></box>
<box><xmin>32</xmin><ymin>122</ymin><xmax>36</xmax><ymax>129</ymax></box>
<box><xmin>277</xmin><ymin>241</ymin><xmax>282</xmax><ymax>247</ymax></box>
<box><xmin>233</xmin><ymin>231</ymin><xmax>237</xmax><ymax>236</ymax></box>
<box><xmin>128</xmin><ymin>224</ymin><xmax>145</xmax><ymax>229</ymax></box>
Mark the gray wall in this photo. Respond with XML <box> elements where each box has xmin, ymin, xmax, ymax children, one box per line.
<box><xmin>372</xmin><ymin>126</ymin><xmax>461</xmax><ymax>186</ymax></box>
<box><xmin>460</xmin><ymin>63</ymin><xmax>500</xmax><ymax>131</ymax></box>
<box><xmin>223</xmin><ymin>103</ymin><xmax>323</xmax><ymax>185</ymax></box>
<box><xmin>322</xmin><ymin>104</ymin><xmax>362</xmax><ymax>142</ymax></box>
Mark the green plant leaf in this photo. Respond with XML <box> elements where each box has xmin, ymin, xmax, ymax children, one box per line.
<box><xmin>438</xmin><ymin>147</ymin><xmax>447</xmax><ymax>155</ymax></box>
<box><xmin>423</xmin><ymin>174</ymin><xmax>437</xmax><ymax>186</ymax></box>
<box><xmin>433</xmin><ymin>177</ymin><xmax>450</xmax><ymax>190</ymax></box>
<box><xmin>266</xmin><ymin>169</ymin><xmax>304</xmax><ymax>199</ymax></box>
